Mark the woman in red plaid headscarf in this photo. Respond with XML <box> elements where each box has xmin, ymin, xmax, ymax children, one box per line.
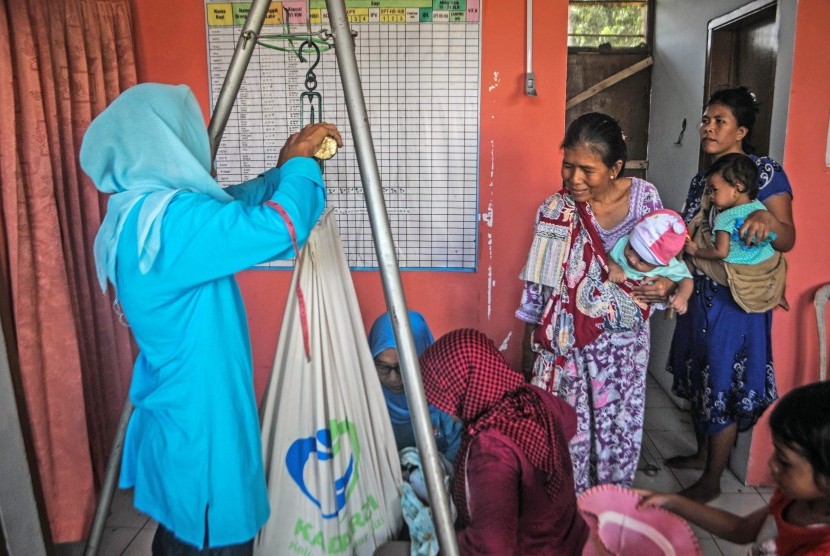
<box><xmin>419</xmin><ymin>329</ymin><xmax>589</xmax><ymax>555</ymax></box>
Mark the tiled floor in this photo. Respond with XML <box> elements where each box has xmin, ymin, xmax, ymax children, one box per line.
<box><xmin>633</xmin><ymin>374</ymin><xmax>774</xmax><ymax>555</ymax></box>
<box><xmin>54</xmin><ymin>489</ymin><xmax>156</xmax><ymax>555</ymax></box>
<box><xmin>58</xmin><ymin>373</ymin><xmax>773</xmax><ymax>555</ymax></box>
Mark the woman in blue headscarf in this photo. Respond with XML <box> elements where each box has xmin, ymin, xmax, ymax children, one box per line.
<box><xmin>80</xmin><ymin>83</ymin><xmax>341</xmax><ymax>554</ymax></box>
<box><xmin>368</xmin><ymin>311</ymin><xmax>462</xmax><ymax>461</ymax></box>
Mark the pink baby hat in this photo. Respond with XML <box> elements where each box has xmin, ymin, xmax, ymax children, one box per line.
<box><xmin>578</xmin><ymin>484</ymin><xmax>702</xmax><ymax>556</ymax></box>
<box><xmin>628</xmin><ymin>209</ymin><xmax>687</xmax><ymax>266</ymax></box>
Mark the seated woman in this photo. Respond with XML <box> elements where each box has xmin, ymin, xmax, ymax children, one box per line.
<box><xmin>419</xmin><ymin>328</ymin><xmax>589</xmax><ymax>554</ymax></box>
<box><xmin>368</xmin><ymin>311</ymin><xmax>462</xmax><ymax>461</ymax></box>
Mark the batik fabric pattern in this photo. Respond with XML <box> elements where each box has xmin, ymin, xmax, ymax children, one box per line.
<box><xmin>669</xmin><ymin>155</ymin><xmax>791</xmax><ymax>435</ymax></box>
<box><xmin>517</xmin><ymin>177</ymin><xmax>662</xmax><ymax>493</ymax></box>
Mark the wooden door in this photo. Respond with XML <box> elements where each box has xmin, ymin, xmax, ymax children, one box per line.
<box><xmin>704</xmin><ymin>1</ymin><xmax>778</xmax><ymax>161</ymax></box>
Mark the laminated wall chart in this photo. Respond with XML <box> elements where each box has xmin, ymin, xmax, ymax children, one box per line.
<box><xmin>205</xmin><ymin>1</ymin><xmax>481</xmax><ymax>269</ymax></box>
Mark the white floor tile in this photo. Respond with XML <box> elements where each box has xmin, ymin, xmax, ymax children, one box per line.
<box><xmin>688</xmin><ymin>520</ymin><xmax>714</xmax><ymax>543</ymax></box>
<box><xmin>94</xmin><ymin>526</ymin><xmax>143</xmax><ymax>556</ymax></box>
<box><xmin>122</xmin><ymin>525</ymin><xmax>157</xmax><ymax>555</ymax></box>
<box><xmin>642</xmin><ymin>380</ymin><xmax>774</xmax><ymax>555</ymax></box>
<box><xmin>107</xmin><ymin>488</ymin><xmax>151</xmax><ymax>528</ymax></box>
<box><xmin>638</xmin><ymin>432</ymin><xmax>662</xmax><ymax>467</ymax></box>
<box><xmin>645</xmin><ymin>385</ymin><xmax>676</xmax><ymax>408</ymax></box>
<box><xmin>709</xmin><ymin>491</ymin><xmax>768</xmax><ymax>516</ymax></box>
<box><xmin>632</xmin><ymin>467</ymin><xmax>683</xmax><ymax>493</ymax></box>
<box><xmin>713</xmin><ymin>536</ymin><xmax>754</xmax><ymax>555</ymax></box>
<box><xmin>665</xmin><ymin>465</ymin><xmax>755</xmax><ymax>497</ymax></box>
<box><xmin>697</xmin><ymin>536</ymin><xmax>723</xmax><ymax>555</ymax></box>
<box><xmin>720</xmin><ymin>471</ymin><xmax>753</xmax><ymax>494</ymax></box>
<box><xmin>669</xmin><ymin>466</ymin><xmax>701</xmax><ymax>489</ymax></box>
<box><xmin>643</xmin><ymin>427</ymin><xmax>697</xmax><ymax>461</ymax></box>
<box><xmin>643</xmin><ymin>405</ymin><xmax>696</xmax><ymax>432</ymax></box>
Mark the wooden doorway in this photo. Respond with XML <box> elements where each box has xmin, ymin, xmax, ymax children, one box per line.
<box><xmin>704</xmin><ymin>1</ymin><xmax>778</xmax><ymax>161</ymax></box>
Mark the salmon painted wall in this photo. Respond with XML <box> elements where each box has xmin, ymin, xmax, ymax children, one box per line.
<box><xmin>130</xmin><ymin>0</ymin><xmax>570</xmax><ymax>400</ymax></box>
<box><xmin>745</xmin><ymin>0</ymin><xmax>830</xmax><ymax>483</ymax></box>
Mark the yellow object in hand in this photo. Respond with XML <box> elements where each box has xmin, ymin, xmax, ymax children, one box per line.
<box><xmin>313</xmin><ymin>136</ymin><xmax>338</xmax><ymax>160</ymax></box>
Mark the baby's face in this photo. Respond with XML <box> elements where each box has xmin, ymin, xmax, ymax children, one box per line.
<box><xmin>706</xmin><ymin>172</ymin><xmax>741</xmax><ymax>210</ymax></box>
<box><xmin>624</xmin><ymin>242</ymin><xmax>659</xmax><ymax>273</ymax></box>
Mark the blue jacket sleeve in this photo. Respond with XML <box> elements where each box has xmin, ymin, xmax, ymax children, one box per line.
<box><xmin>222</xmin><ymin>167</ymin><xmax>281</xmax><ymax>205</ymax></box>
<box><xmin>156</xmin><ymin>158</ymin><xmax>326</xmax><ymax>289</ymax></box>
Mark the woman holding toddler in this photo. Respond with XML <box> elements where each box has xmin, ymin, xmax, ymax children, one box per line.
<box><xmin>664</xmin><ymin>86</ymin><xmax>796</xmax><ymax>503</ymax></box>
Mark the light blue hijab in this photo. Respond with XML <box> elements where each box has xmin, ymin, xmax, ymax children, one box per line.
<box><xmin>80</xmin><ymin>83</ymin><xmax>233</xmax><ymax>293</ymax></box>
<box><xmin>368</xmin><ymin>310</ymin><xmax>435</xmax><ymax>425</ymax></box>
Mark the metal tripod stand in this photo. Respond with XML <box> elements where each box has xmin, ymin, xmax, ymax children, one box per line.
<box><xmin>84</xmin><ymin>1</ymin><xmax>458</xmax><ymax>554</ymax></box>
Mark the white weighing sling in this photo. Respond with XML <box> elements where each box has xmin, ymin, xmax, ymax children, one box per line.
<box><xmin>255</xmin><ymin>210</ymin><xmax>402</xmax><ymax>555</ymax></box>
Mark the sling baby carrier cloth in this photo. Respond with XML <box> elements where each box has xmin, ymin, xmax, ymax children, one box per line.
<box><xmin>255</xmin><ymin>210</ymin><xmax>402</xmax><ymax>555</ymax></box>
<box><xmin>687</xmin><ymin>207</ymin><xmax>787</xmax><ymax>313</ymax></box>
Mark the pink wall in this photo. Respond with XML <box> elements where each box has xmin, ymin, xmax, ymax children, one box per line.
<box><xmin>129</xmin><ymin>0</ymin><xmax>830</xmax><ymax>485</ymax></box>
<box><xmin>745</xmin><ymin>0</ymin><xmax>830</xmax><ymax>483</ymax></box>
<box><xmin>130</xmin><ymin>0</ymin><xmax>569</xmax><ymax>400</ymax></box>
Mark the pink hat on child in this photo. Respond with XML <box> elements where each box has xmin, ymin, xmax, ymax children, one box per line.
<box><xmin>628</xmin><ymin>209</ymin><xmax>687</xmax><ymax>266</ymax></box>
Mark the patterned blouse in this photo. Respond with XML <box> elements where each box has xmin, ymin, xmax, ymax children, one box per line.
<box><xmin>516</xmin><ymin>177</ymin><xmax>662</xmax><ymax>324</ymax></box>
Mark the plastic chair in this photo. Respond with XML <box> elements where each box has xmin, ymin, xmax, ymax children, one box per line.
<box><xmin>816</xmin><ymin>284</ymin><xmax>830</xmax><ymax>381</ymax></box>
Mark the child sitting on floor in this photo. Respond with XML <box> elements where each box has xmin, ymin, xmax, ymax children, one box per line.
<box><xmin>607</xmin><ymin>208</ymin><xmax>694</xmax><ymax>314</ymax></box>
<box><xmin>637</xmin><ymin>381</ymin><xmax>830</xmax><ymax>555</ymax></box>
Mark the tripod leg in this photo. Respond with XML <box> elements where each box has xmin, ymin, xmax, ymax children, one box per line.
<box><xmin>207</xmin><ymin>0</ymin><xmax>272</xmax><ymax>159</ymax></box>
<box><xmin>83</xmin><ymin>397</ymin><xmax>134</xmax><ymax>556</ymax></box>
<box><xmin>324</xmin><ymin>1</ymin><xmax>458</xmax><ymax>553</ymax></box>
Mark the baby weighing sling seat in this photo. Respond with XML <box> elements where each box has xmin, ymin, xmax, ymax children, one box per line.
<box><xmin>255</xmin><ymin>210</ymin><xmax>402</xmax><ymax>555</ymax></box>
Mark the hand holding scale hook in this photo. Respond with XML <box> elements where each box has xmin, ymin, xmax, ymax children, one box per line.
<box><xmin>297</xmin><ymin>39</ymin><xmax>336</xmax><ymax>160</ymax></box>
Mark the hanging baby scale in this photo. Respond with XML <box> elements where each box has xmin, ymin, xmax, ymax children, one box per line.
<box><xmin>256</xmin><ymin>7</ymin><xmax>337</xmax><ymax>162</ymax></box>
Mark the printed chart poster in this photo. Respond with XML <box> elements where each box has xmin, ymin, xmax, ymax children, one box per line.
<box><xmin>205</xmin><ymin>0</ymin><xmax>481</xmax><ymax>269</ymax></box>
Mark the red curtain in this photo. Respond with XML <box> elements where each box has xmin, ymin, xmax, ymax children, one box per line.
<box><xmin>0</xmin><ymin>0</ymin><xmax>136</xmax><ymax>542</ymax></box>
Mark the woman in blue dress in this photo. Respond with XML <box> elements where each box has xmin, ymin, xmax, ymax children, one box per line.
<box><xmin>663</xmin><ymin>87</ymin><xmax>796</xmax><ymax>502</ymax></box>
<box><xmin>81</xmin><ymin>83</ymin><xmax>341</xmax><ymax>553</ymax></box>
